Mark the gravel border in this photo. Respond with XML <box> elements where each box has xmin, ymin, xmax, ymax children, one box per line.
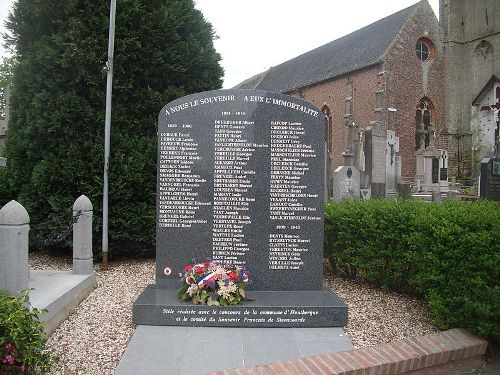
<box><xmin>28</xmin><ymin>252</ymin><xmax>437</xmax><ymax>375</ymax></box>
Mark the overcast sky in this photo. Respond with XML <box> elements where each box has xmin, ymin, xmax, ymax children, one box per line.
<box><xmin>0</xmin><ymin>0</ymin><xmax>439</xmax><ymax>88</ymax></box>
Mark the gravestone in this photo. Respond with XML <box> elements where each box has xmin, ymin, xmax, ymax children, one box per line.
<box><xmin>360</xmin><ymin>188</ymin><xmax>371</xmax><ymax>200</ymax></box>
<box><xmin>432</xmin><ymin>158</ymin><xmax>439</xmax><ymax>184</ymax></box>
<box><xmin>398</xmin><ymin>183</ymin><xmax>411</xmax><ymax>199</ymax></box>
<box><xmin>480</xmin><ymin>158</ymin><xmax>500</xmax><ymax>201</ymax></box>
<box><xmin>332</xmin><ymin>166</ymin><xmax>360</xmax><ymax>201</ymax></box>
<box><xmin>438</xmin><ymin>150</ymin><xmax>449</xmax><ymax>193</ymax></box>
<box><xmin>365</xmin><ymin>122</ymin><xmax>386</xmax><ymax>198</ymax></box>
<box><xmin>421</xmin><ymin>147</ymin><xmax>442</xmax><ymax>192</ymax></box>
<box><xmin>133</xmin><ymin>89</ymin><xmax>347</xmax><ymax>327</ymax></box>
<box><xmin>385</xmin><ymin>130</ymin><xmax>399</xmax><ymax>192</ymax></box>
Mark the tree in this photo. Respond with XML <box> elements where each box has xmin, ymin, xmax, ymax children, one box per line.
<box><xmin>2</xmin><ymin>0</ymin><xmax>223</xmax><ymax>255</ymax></box>
<box><xmin>0</xmin><ymin>56</ymin><xmax>16</xmax><ymax>206</ymax></box>
<box><xmin>0</xmin><ymin>56</ymin><xmax>16</xmax><ymax>120</ymax></box>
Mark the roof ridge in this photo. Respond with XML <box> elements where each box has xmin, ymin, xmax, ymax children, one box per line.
<box><xmin>380</xmin><ymin>0</ymin><xmax>425</xmax><ymax>62</ymax></box>
<box><xmin>243</xmin><ymin>2</ymin><xmax>421</xmax><ymax>92</ymax></box>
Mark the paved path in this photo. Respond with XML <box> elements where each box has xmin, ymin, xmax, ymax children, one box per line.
<box><xmin>115</xmin><ymin>326</ymin><xmax>352</xmax><ymax>375</ymax></box>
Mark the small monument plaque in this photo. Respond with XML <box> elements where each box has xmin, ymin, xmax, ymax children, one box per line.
<box><xmin>432</xmin><ymin>158</ymin><xmax>439</xmax><ymax>184</ymax></box>
<box><xmin>133</xmin><ymin>89</ymin><xmax>347</xmax><ymax>327</ymax></box>
<box><xmin>480</xmin><ymin>158</ymin><xmax>500</xmax><ymax>201</ymax></box>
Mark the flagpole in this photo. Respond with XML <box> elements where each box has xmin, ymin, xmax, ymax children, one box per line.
<box><xmin>102</xmin><ymin>0</ymin><xmax>116</xmax><ymax>271</ymax></box>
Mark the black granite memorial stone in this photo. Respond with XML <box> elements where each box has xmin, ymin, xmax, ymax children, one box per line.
<box><xmin>133</xmin><ymin>89</ymin><xmax>348</xmax><ymax>327</ymax></box>
<box><xmin>432</xmin><ymin>158</ymin><xmax>439</xmax><ymax>184</ymax></box>
<box><xmin>480</xmin><ymin>158</ymin><xmax>500</xmax><ymax>201</ymax></box>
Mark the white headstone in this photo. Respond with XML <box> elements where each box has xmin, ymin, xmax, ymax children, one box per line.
<box><xmin>367</xmin><ymin>123</ymin><xmax>386</xmax><ymax>184</ymax></box>
<box><xmin>438</xmin><ymin>149</ymin><xmax>449</xmax><ymax>193</ymax></box>
<box><xmin>332</xmin><ymin>166</ymin><xmax>360</xmax><ymax>201</ymax></box>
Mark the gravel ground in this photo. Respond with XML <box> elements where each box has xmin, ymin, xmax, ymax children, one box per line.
<box><xmin>29</xmin><ymin>251</ymin><xmax>437</xmax><ymax>375</ymax></box>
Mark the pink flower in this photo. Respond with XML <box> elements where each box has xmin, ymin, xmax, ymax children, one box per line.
<box><xmin>3</xmin><ymin>342</ymin><xmax>15</xmax><ymax>353</ymax></box>
<box><xmin>18</xmin><ymin>364</ymin><xmax>25</xmax><ymax>373</ymax></box>
<box><xmin>3</xmin><ymin>354</ymin><xmax>15</xmax><ymax>365</ymax></box>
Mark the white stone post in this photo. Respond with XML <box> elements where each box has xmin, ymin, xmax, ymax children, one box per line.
<box><xmin>0</xmin><ymin>200</ymin><xmax>30</xmax><ymax>295</ymax></box>
<box><xmin>73</xmin><ymin>195</ymin><xmax>93</xmax><ymax>274</ymax></box>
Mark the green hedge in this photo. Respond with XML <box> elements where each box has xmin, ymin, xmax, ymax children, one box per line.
<box><xmin>324</xmin><ymin>199</ymin><xmax>500</xmax><ymax>340</ymax></box>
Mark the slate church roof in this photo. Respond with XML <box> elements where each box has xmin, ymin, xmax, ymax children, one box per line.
<box><xmin>234</xmin><ymin>2</ymin><xmax>420</xmax><ymax>93</ymax></box>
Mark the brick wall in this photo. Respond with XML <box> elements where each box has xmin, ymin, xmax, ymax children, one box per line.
<box><xmin>384</xmin><ymin>1</ymin><xmax>444</xmax><ymax>182</ymax></box>
<box><xmin>288</xmin><ymin>65</ymin><xmax>381</xmax><ymax>177</ymax></box>
<box><xmin>207</xmin><ymin>328</ymin><xmax>488</xmax><ymax>375</ymax></box>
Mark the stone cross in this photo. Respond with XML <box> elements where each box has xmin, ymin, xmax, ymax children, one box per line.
<box><xmin>342</xmin><ymin>117</ymin><xmax>356</xmax><ymax>166</ymax></box>
<box><xmin>387</xmin><ymin>139</ymin><xmax>396</xmax><ymax>165</ymax></box>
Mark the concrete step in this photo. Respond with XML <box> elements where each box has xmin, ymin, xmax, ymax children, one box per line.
<box><xmin>115</xmin><ymin>325</ymin><xmax>352</xmax><ymax>375</ymax></box>
<box><xmin>29</xmin><ymin>270</ymin><xmax>96</xmax><ymax>335</ymax></box>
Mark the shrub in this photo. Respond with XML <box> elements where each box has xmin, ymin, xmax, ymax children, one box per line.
<box><xmin>0</xmin><ymin>290</ymin><xmax>57</xmax><ymax>374</ymax></box>
<box><xmin>324</xmin><ymin>199</ymin><xmax>500</xmax><ymax>340</ymax></box>
<box><xmin>3</xmin><ymin>0</ymin><xmax>223</xmax><ymax>256</ymax></box>
<box><xmin>0</xmin><ymin>168</ymin><xmax>13</xmax><ymax>208</ymax></box>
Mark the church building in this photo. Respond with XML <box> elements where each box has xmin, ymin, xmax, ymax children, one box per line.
<box><xmin>236</xmin><ymin>1</ymin><xmax>443</xmax><ymax>196</ymax></box>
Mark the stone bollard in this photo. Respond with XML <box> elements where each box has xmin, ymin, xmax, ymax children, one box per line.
<box><xmin>0</xmin><ymin>200</ymin><xmax>30</xmax><ymax>295</ymax></box>
<box><xmin>72</xmin><ymin>195</ymin><xmax>93</xmax><ymax>275</ymax></box>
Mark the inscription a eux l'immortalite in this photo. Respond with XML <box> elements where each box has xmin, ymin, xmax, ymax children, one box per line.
<box><xmin>156</xmin><ymin>90</ymin><xmax>324</xmax><ymax>291</ymax></box>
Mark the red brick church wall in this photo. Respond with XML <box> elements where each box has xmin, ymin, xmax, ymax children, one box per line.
<box><xmin>287</xmin><ymin>65</ymin><xmax>380</xmax><ymax>175</ymax></box>
<box><xmin>383</xmin><ymin>3</ymin><xmax>444</xmax><ymax>182</ymax></box>
<box><xmin>287</xmin><ymin>2</ymin><xmax>443</xmax><ymax>184</ymax></box>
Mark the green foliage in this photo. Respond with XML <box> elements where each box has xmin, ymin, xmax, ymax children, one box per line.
<box><xmin>3</xmin><ymin>0</ymin><xmax>223</xmax><ymax>255</ymax></box>
<box><xmin>0</xmin><ymin>290</ymin><xmax>57</xmax><ymax>374</ymax></box>
<box><xmin>0</xmin><ymin>56</ymin><xmax>16</xmax><ymax>120</ymax></box>
<box><xmin>0</xmin><ymin>168</ymin><xmax>13</xmax><ymax>207</ymax></box>
<box><xmin>324</xmin><ymin>199</ymin><xmax>500</xmax><ymax>340</ymax></box>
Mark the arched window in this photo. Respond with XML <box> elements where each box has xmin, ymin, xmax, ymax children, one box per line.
<box><xmin>415</xmin><ymin>99</ymin><xmax>433</xmax><ymax>150</ymax></box>
<box><xmin>415</xmin><ymin>38</ymin><xmax>435</xmax><ymax>62</ymax></box>
<box><xmin>322</xmin><ymin>106</ymin><xmax>333</xmax><ymax>154</ymax></box>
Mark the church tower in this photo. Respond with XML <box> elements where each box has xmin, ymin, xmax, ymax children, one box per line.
<box><xmin>440</xmin><ymin>0</ymin><xmax>500</xmax><ymax>180</ymax></box>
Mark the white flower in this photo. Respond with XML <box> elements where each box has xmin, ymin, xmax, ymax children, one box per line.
<box><xmin>217</xmin><ymin>280</ymin><xmax>238</xmax><ymax>299</ymax></box>
<box><xmin>187</xmin><ymin>284</ymin><xmax>199</xmax><ymax>296</ymax></box>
